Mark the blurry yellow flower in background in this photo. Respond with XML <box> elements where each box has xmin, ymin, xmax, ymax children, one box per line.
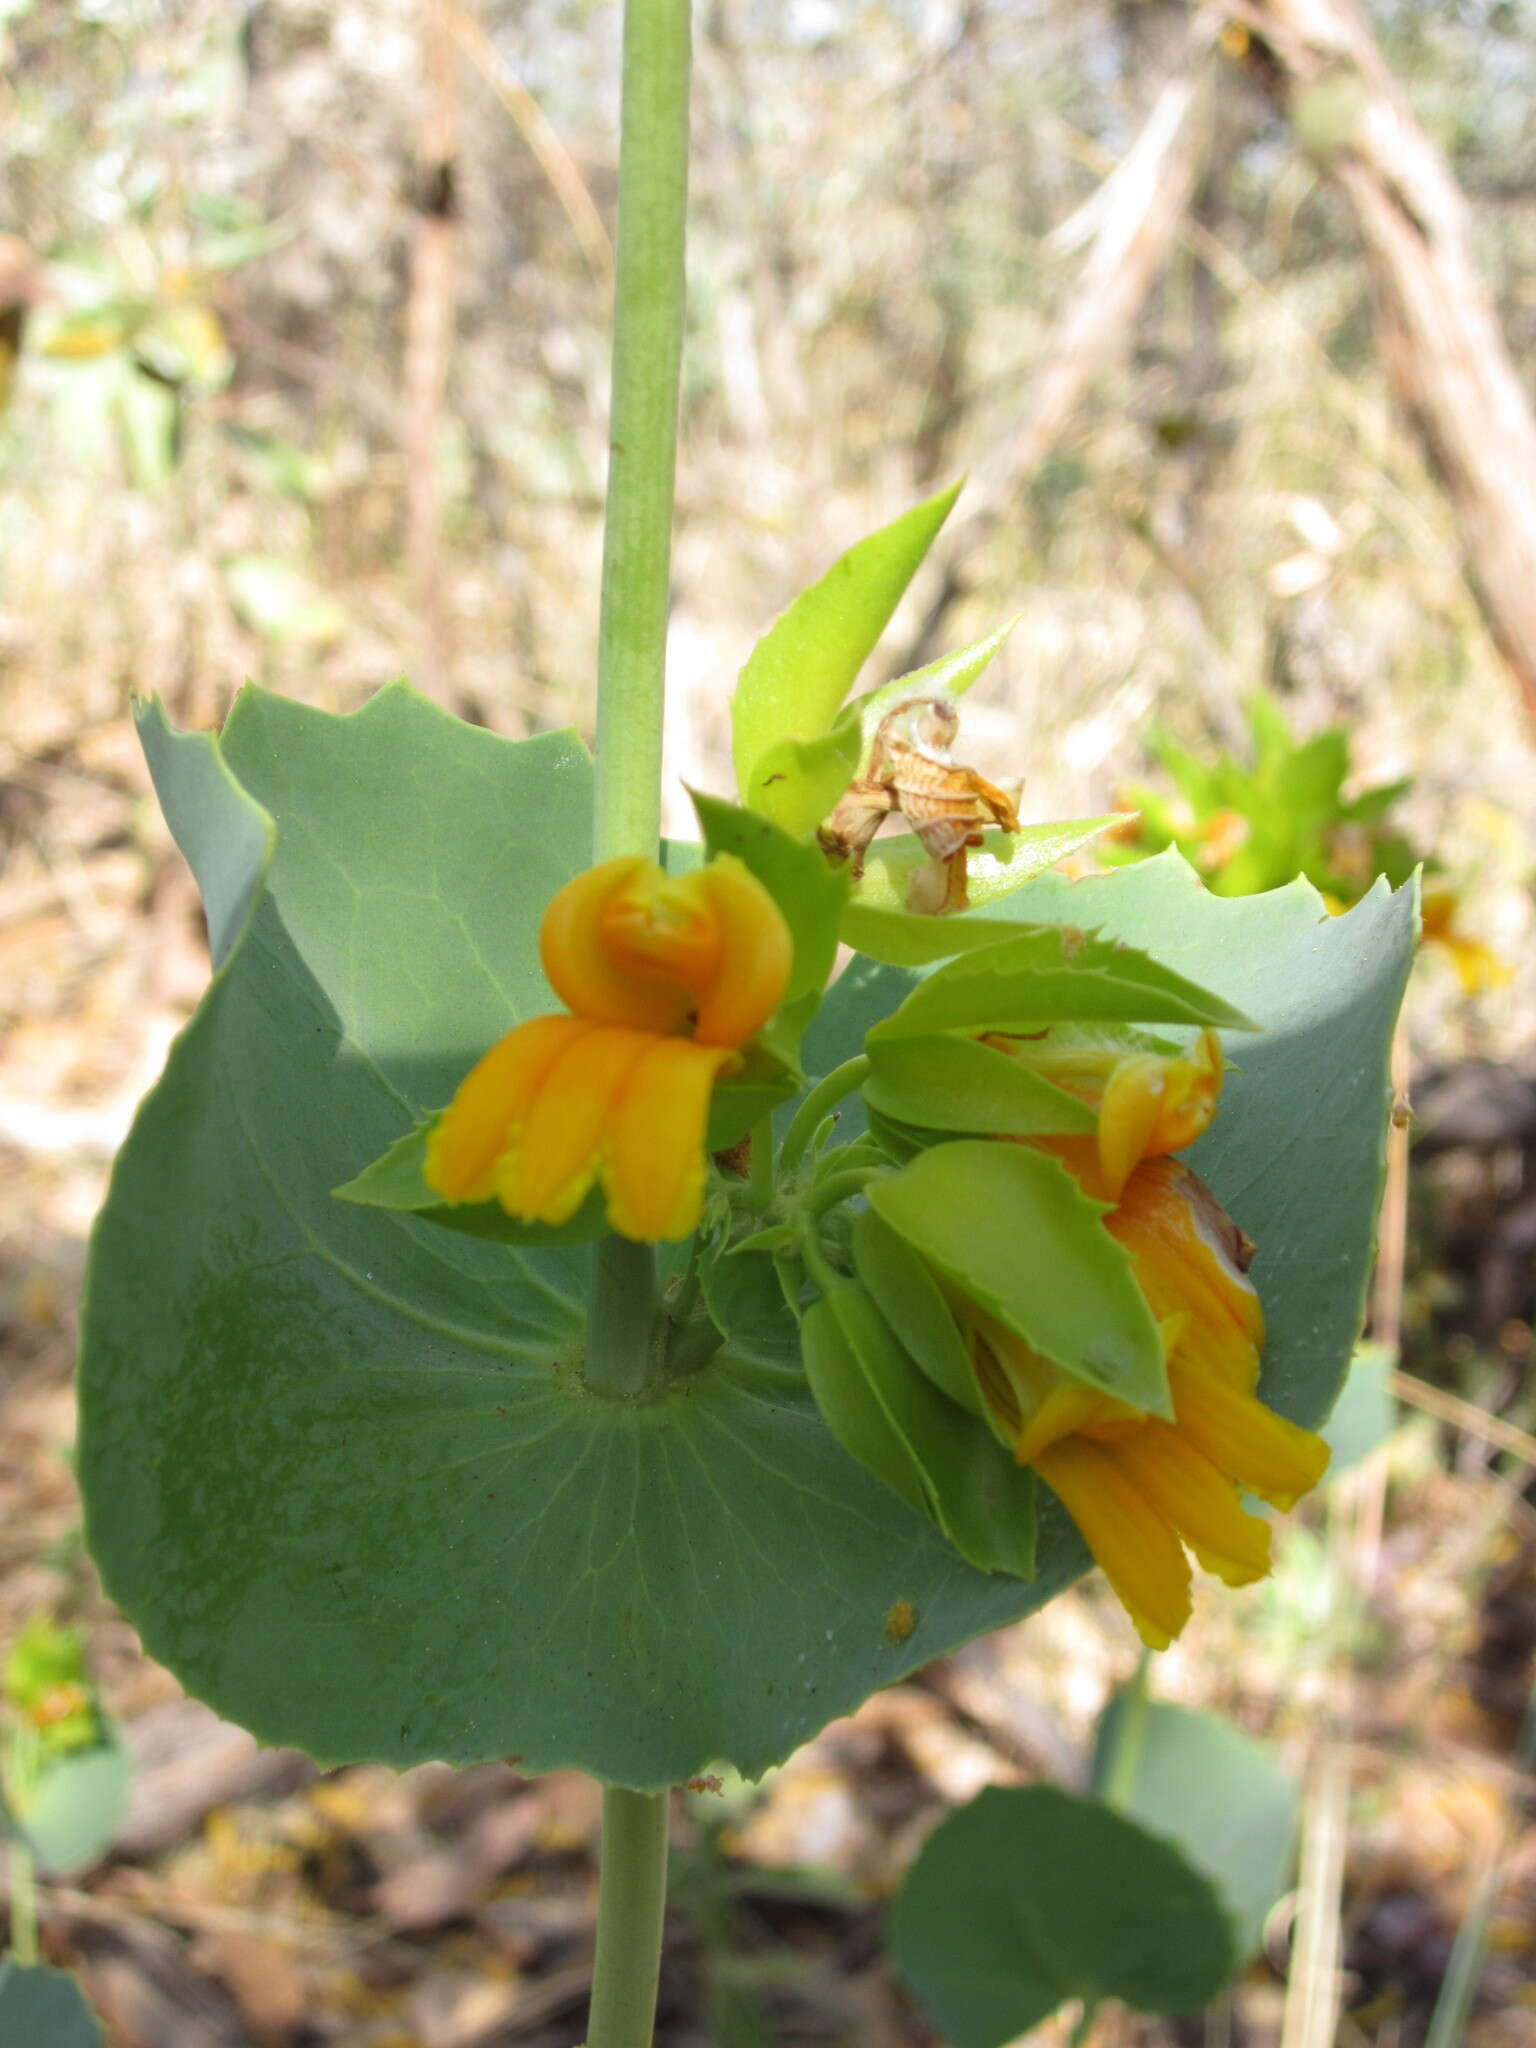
<box><xmin>425</xmin><ymin>854</ymin><xmax>792</xmax><ymax>1242</ymax></box>
<box><xmin>1419</xmin><ymin>886</ymin><xmax>1512</xmax><ymax>997</ymax></box>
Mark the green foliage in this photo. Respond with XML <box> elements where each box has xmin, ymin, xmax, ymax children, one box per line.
<box><xmin>867</xmin><ymin>1143</ymin><xmax>1168</xmax><ymax>1414</ymax></box>
<box><xmin>1091</xmin><ymin>1689</ymin><xmax>1299</xmax><ymax>1958</ymax></box>
<box><xmin>889</xmin><ymin>1784</ymin><xmax>1239</xmax><ymax>2044</ymax></box>
<box><xmin>1106</xmin><ymin>692</ymin><xmax>1420</xmax><ymax>904</ymax></box>
<box><xmin>863</xmin><ymin>1033</ymin><xmax>1097</xmax><ymax>1137</ymax></box>
<box><xmin>730</xmin><ymin>482</ymin><xmax>960</xmax><ymax>827</ymax></box>
<box><xmin>3</xmin><ymin>1617</ymin><xmax>130</xmax><ymax>1878</ymax></box>
<box><xmin>0</xmin><ymin>1962</ymin><xmax>104</xmax><ymax>2046</ymax></box>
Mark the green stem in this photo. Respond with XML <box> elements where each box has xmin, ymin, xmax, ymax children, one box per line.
<box><xmin>585</xmin><ymin>1237</ymin><xmax>661</xmax><ymax>1398</ymax></box>
<box><xmin>591</xmin><ymin>0</ymin><xmax>692</xmax><ymax>865</ymax></box>
<box><xmin>1068</xmin><ymin>1998</ymin><xmax>1099</xmax><ymax>2048</ymax></box>
<box><xmin>1098</xmin><ymin>1651</ymin><xmax>1151</xmax><ymax>1812</ymax></box>
<box><xmin>779</xmin><ymin>1057</ymin><xmax>871</xmax><ymax>1173</ymax></box>
<box><xmin>806</xmin><ymin>1165</ymin><xmax>878</xmax><ymax>1219</ymax></box>
<box><xmin>587</xmin><ymin>1787</ymin><xmax>671</xmax><ymax>2048</ymax></box>
<box><xmin>8</xmin><ymin>1836</ymin><xmax>37</xmax><ymax>1966</ymax></box>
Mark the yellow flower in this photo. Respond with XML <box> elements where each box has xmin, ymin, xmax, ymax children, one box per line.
<box><xmin>986</xmin><ymin>1025</ymin><xmax>1225</xmax><ymax>1198</ymax></box>
<box><xmin>425</xmin><ymin>854</ymin><xmax>792</xmax><ymax>1242</ymax></box>
<box><xmin>952</xmin><ymin>1157</ymin><xmax>1329</xmax><ymax>1648</ymax></box>
<box><xmin>1419</xmin><ymin>887</ymin><xmax>1512</xmax><ymax>997</ymax></box>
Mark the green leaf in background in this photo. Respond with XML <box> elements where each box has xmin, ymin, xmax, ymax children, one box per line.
<box><xmin>867</xmin><ymin>1142</ymin><xmax>1169</xmax><ymax>1415</ymax></box>
<box><xmin>863</xmin><ymin>1033</ymin><xmax>1097</xmax><ymax>1139</ymax></box>
<box><xmin>729</xmin><ymin>481</ymin><xmax>960</xmax><ymax>802</ymax></box>
<box><xmin>21</xmin><ymin>1728</ymin><xmax>132</xmax><ymax>1878</ymax></box>
<box><xmin>1092</xmin><ymin>1690</ymin><xmax>1300</xmax><ymax>1958</ymax></box>
<box><xmin>221</xmin><ymin>553</ymin><xmax>347</xmax><ymax>645</ymax></box>
<box><xmin>1321</xmin><ymin>1341</ymin><xmax>1398</xmax><ymax>1473</ymax></box>
<box><xmin>869</xmin><ymin>923</ymin><xmax>1254</xmax><ymax>1041</ymax></box>
<box><xmin>0</xmin><ymin>1962</ymin><xmax>104</xmax><ymax>2047</ymax></box>
<box><xmin>889</xmin><ymin>1784</ymin><xmax>1239</xmax><ymax>2046</ymax></box>
<box><xmin>78</xmin><ymin>687</ymin><xmax>1091</xmax><ymax>1788</ymax></box>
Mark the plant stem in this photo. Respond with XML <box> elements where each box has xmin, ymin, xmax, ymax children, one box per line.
<box><xmin>1097</xmin><ymin>1651</ymin><xmax>1151</xmax><ymax>1812</ymax></box>
<box><xmin>585</xmin><ymin>1236</ymin><xmax>661</xmax><ymax>1398</ymax></box>
<box><xmin>778</xmin><ymin>1056</ymin><xmax>871</xmax><ymax>1173</ymax></box>
<box><xmin>8</xmin><ymin>1837</ymin><xmax>37</xmax><ymax>1966</ymax></box>
<box><xmin>1068</xmin><ymin>1998</ymin><xmax>1099</xmax><ymax>2047</ymax></box>
<box><xmin>747</xmin><ymin>1115</ymin><xmax>775</xmax><ymax>1210</ymax></box>
<box><xmin>591</xmin><ymin>0</ymin><xmax>692</xmax><ymax>866</ymax></box>
<box><xmin>587</xmin><ymin>1787</ymin><xmax>671</xmax><ymax>2048</ymax></box>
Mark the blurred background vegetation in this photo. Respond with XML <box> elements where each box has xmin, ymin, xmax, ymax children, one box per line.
<box><xmin>2</xmin><ymin>2</ymin><xmax>1536</xmax><ymax>2043</ymax></box>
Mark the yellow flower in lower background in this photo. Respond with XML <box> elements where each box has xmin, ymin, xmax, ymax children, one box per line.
<box><xmin>951</xmin><ymin>1156</ymin><xmax>1328</xmax><ymax>1648</ymax></box>
<box><xmin>1419</xmin><ymin>886</ymin><xmax>1512</xmax><ymax>998</ymax></box>
<box><xmin>425</xmin><ymin>853</ymin><xmax>792</xmax><ymax>1241</ymax></box>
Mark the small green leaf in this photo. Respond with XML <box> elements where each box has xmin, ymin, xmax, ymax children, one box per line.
<box><xmin>838</xmin><ymin>906</ymin><xmax>1029</xmax><ymax>968</ymax></box>
<box><xmin>691</xmin><ymin>791</ymin><xmax>847</xmax><ymax>1062</ymax></box>
<box><xmin>850</xmin><ymin>1208</ymin><xmax>987</xmax><ymax>1422</ymax></box>
<box><xmin>1092</xmin><ymin>1693</ymin><xmax>1299</xmax><ymax>1959</ymax></box>
<box><xmin>847</xmin><ymin>619</ymin><xmax>1017</xmax><ymax>743</ymax></box>
<box><xmin>0</xmin><ymin>1962</ymin><xmax>104</xmax><ymax>2047</ymax></box>
<box><xmin>890</xmin><ymin>1785</ymin><xmax>1239</xmax><ymax>2046</ymax></box>
<box><xmin>21</xmin><ymin>1728</ymin><xmax>132</xmax><ymax>1877</ymax></box>
<box><xmin>800</xmin><ymin>1292</ymin><xmax>930</xmax><ymax>1516</ymax></box>
<box><xmin>867</xmin><ymin>1142</ymin><xmax>1169</xmax><ymax>1414</ymax></box>
<box><xmin>818</xmin><ymin>1279</ymin><xmax>1037</xmax><ymax>1578</ymax></box>
<box><xmin>743</xmin><ymin>719</ymin><xmax>863</xmax><ymax>840</ymax></box>
<box><xmin>334</xmin><ymin>1120</ymin><xmax>609</xmax><ymax>1245</ymax></box>
<box><xmin>730</xmin><ymin>482</ymin><xmax>961</xmax><ymax>801</ymax></box>
<box><xmin>698</xmin><ymin>1233</ymin><xmax>799</xmax><ymax>1368</ymax></box>
<box><xmin>864</xmin><ymin>1035</ymin><xmax>1097</xmax><ymax>1138</ymax></box>
<box><xmin>850</xmin><ymin>816</ymin><xmax>1119</xmax><ymax>926</ymax></box>
<box><xmin>870</xmin><ymin>924</ymin><xmax>1253</xmax><ymax>1041</ymax></box>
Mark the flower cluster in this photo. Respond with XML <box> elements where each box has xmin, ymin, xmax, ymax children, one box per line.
<box><xmin>425</xmin><ymin>853</ymin><xmax>791</xmax><ymax>1242</ymax></box>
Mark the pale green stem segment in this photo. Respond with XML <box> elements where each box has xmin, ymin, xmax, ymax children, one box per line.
<box><xmin>585</xmin><ymin>1235</ymin><xmax>662</xmax><ymax>1398</ymax></box>
<box><xmin>779</xmin><ymin>1056</ymin><xmax>871</xmax><ymax>1173</ymax></box>
<box><xmin>7</xmin><ymin>1837</ymin><xmax>37</xmax><ymax>1966</ymax></box>
<box><xmin>582</xmin><ymin>3</ymin><xmax>690</xmax><ymax>2039</ymax></box>
<box><xmin>592</xmin><ymin>0</ymin><xmax>692</xmax><ymax>868</ymax></box>
<box><xmin>586</xmin><ymin>1787</ymin><xmax>671</xmax><ymax>2048</ymax></box>
<box><xmin>583</xmin><ymin>0</ymin><xmax>694</xmax><ymax>1399</ymax></box>
<box><xmin>1098</xmin><ymin>1651</ymin><xmax>1151</xmax><ymax>1812</ymax></box>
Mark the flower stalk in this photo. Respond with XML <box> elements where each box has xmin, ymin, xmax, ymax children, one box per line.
<box><xmin>580</xmin><ymin>0</ymin><xmax>691</xmax><ymax>2040</ymax></box>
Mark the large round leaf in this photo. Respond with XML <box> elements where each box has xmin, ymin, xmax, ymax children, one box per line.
<box><xmin>79</xmin><ymin>687</ymin><xmax>1087</xmax><ymax>1788</ymax></box>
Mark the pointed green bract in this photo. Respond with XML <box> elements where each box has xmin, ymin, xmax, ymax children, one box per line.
<box><xmin>742</xmin><ymin>719</ymin><xmax>863</xmax><ymax>839</ymax></box>
<box><xmin>870</xmin><ymin>922</ymin><xmax>1254</xmax><ymax>1039</ymax></box>
<box><xmin>335</xmin><ymin>1122</ymin><xmax>610</xmax><ymax>1244</ymax></box>
<box><xmin>846</xmin><ymin>618</ymin><xmax>1016</xmax><ymax>743</ymax></box>
<box><xmin>868</xmin><ymin>1143</ymin><xmax>1170</xmax><ymax>1415</ymax></box>
<box><xmin>729</xmin><ymin>481</ymin><xmax>960</xmax><ymax>802</ymax></box>
<box><xmin>863</xmin><ymin>1034</ymin><xmax>1097</xmax><ymax>1138</ymax></box>
<box><xmin>850</xmin><ymin>1208</ymin><xmax>989</xmax><ymax>1423</ymax></box>
<box><xmin>890</xmin><ymin>1785</ymin><xmax>1238</xmax><ymax>2046</ymax></box>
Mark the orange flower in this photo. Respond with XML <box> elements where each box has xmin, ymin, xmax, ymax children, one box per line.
<box><xmin>987</xmin><ymin>1025</ymin><xmax>1225</xmax><ymax>1199</ymax></box>
<box><xmin>425</xmin><ymin>854</ymin><xmax>792</xmax><ymax>1242</ymax></box>
<box><xmin>1419</xmin><ymin>886</ymin><xmax>1512</xmax><ymax>997</ymax></box>
<box><xmin>951</xmin><ymin>1157</ymin><xmax>1329</xmax><ymax>1648</ymax></box>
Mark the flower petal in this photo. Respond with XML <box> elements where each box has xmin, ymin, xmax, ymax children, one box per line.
<box><xmin>1108</xmin><ymin>1159</ymin><xmax>1263</xmax><ymax>1390</ymax></box>
<box><xmin>502</xmin><ymin>1024</ymin><xmax>653</xmax><ymax>1224</ymax></box>
<box><xmin>1108</xmin><ymin>1421</ymin><xmax>1273</xmax><ymax>1587</ymax></box>
<box><xmin>691</xmin><ymin>855</ymin><xmax>794</xmax><ymax>1049</ymax></box>
<box><xmin>425</xmin><ymin>1014</ymin><xmax>593</xmax><ymax>1204</ymax></box>
<box><xmin>1034</xmin><ymin>1435</ymin><xmax>1193</xmax><ymax>1649</ymax></box>
<box><xmin>1167</xmin><ymin>1360</ymin><xmax>1331</xmax><ymax>1512</ymax></box>
<box><xmin>606</xmin><ymin>1036</ymin><xmax>736</xmax><ymax>1241</ymax></box>
<box><xmin>540</xmin><ymin>858</ymin><xmax>694</xmax><ymax>1033</ymax></box>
